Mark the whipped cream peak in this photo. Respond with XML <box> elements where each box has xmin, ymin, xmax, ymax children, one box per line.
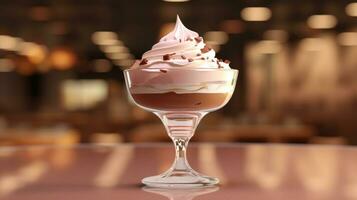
<box><xmin>132</xmin><ymin>15</ymin><xmax>231</xmax><ymax>70</ymax></box>
<box><xmin>160</xmin><ymin>15</ymin><xmax>199</xmax><ymax>42</ymax></box>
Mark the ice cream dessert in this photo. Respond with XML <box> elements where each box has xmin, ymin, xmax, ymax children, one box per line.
<box><xmin>126</xmin><ymin>15</ymin><xmax>237</xmax><ymax>111</ymax></box>
<box><xmin>124</xmin><ymin>15</ymin><xmax>238</xmax><ymax>187</ymax></box>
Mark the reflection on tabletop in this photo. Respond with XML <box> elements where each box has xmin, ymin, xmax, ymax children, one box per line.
<box><xmin>142</xmin><ymin>186</ymin><xmax>219</xmax><ymax>200</ymax></box>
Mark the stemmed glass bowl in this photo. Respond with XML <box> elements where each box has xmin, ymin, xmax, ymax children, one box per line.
<box><xmin>124</xmin><ymin>68</ymin><xmax>238</xmax><ymax>188</ymax></box>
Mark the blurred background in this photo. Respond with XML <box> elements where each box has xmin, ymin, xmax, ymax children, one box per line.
<box><xmin>0</xmin><ymin>0</ymin><xmax>356</xmax><ymax>146</ymax></box>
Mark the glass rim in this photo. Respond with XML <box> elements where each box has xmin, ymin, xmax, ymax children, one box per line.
<box><xmin>123</xmin><ymin>68</ymin><xmax>239</xmax><ymax>73</ymax></box>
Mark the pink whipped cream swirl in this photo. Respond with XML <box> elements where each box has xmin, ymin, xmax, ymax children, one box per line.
<box><xmin>131</xmin><ymin>15</ymin><xmax>231</xmax><ymax>69</ymax></box>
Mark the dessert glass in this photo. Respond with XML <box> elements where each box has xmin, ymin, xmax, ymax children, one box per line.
<box><xmin>124</xmin><ymin>68</ymin><xmax>238</xmax><ymax>188</ymax></box>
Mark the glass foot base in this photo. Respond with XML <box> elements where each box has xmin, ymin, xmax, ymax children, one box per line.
<box><xmin>142</xmin><ymin>170</ymin><xmax>219</xmax><ymax>188</ymax></box>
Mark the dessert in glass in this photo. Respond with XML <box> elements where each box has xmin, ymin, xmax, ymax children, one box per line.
<box><xmin>124</xmin><ymin>16</ymin><xmax>238</xmax><ymax>188</ymax></box>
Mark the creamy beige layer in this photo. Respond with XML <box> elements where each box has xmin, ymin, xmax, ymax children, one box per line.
<box><xmin>129</xmin><ymin>83</ymin><xmax>234</xmax><ymax>94</ymax></box>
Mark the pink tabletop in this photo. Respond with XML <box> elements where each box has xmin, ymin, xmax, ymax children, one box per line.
<box><xmin>0</xmin><ymin>143</ymin><xmax>356</xmax><ymax>200</ymax></box>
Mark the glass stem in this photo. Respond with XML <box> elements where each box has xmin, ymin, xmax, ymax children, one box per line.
<box><xmin>155</xmin><ymin>112</ymin><xmax>206</xmax><ymax>172</ymax></box>
<box><xmin>172</xmin><ymin>137</ymin><xmax>189</xmax><ymax>171</ymax></box>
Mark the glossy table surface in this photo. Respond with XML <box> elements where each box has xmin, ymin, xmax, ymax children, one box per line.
<box><xmin>0</xmin><ymin>143</ymin><xmax>357</xmax><ymax>200</ymax></box>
